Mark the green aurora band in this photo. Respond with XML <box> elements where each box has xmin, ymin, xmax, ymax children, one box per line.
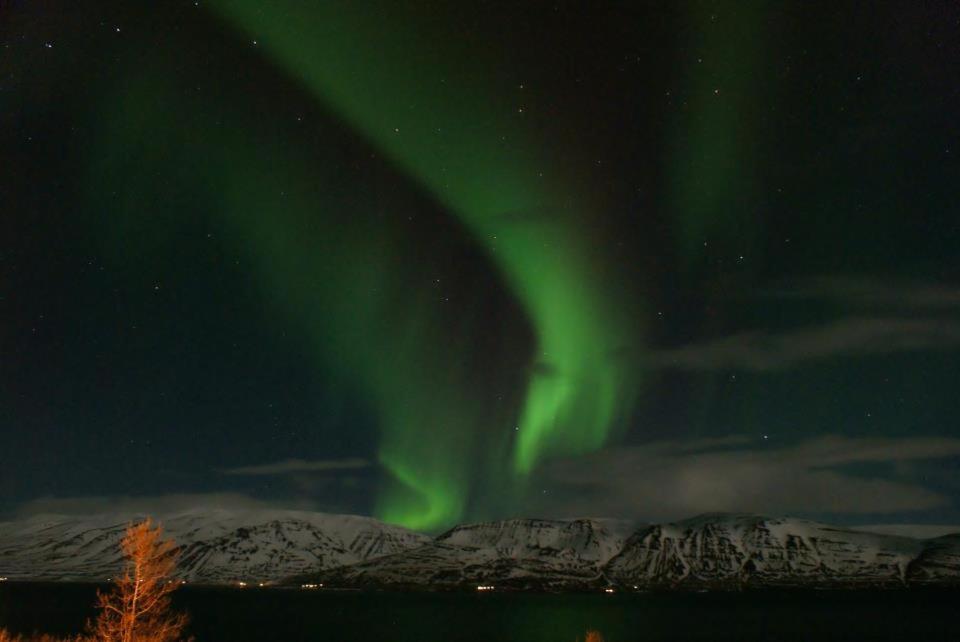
<box><xmin>669</xmin><ymin>2</ymin><xmax>765</xmax><ymax>266</ymax></box>
<box><xmin>90</xmin><ymin>80</ymin><xmax>502</xmax><ymax>530</ymax></box>
<box><xmin>205</xmin><ymin>0</ymin><xmax>639</xmax><ymax>473</ymax></box>
<box><xmin>91</xmin><ymin>2</ymin><xmax>641</xmax><ymax>529</ymax></box>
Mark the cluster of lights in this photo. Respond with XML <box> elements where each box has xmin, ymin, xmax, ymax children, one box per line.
<box><xmin>236</xmin><ymin>581</ymin><xmax>247</xmax><ymax>588</ymax></box>
<box><xmin>301</xmin><ymin>583</ymin><xmax>322</xmax><ymax>589</ymax></box>
<box><xmin>604</xmin><ymin>588</ymin><xmax>615</xmax><ymax>594</ymax></box>
<box><xmin>0</xmin><ymin>577</ymin><xmax>8</xmax><ymax>582</ymax></box>
<box><xmin>476</xmin><ymin>585</ymin><xmax>495</xmax><ymax>591</ymax></box>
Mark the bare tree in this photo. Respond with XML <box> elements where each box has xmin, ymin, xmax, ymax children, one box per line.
<box><xmin>89</xmin><ymin>519</ymin><xmax>188</xmax><ymax>642</ymax></box>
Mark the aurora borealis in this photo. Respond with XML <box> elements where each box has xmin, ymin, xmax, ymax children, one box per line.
<box><xmin>3</xmin><ymin>1</ymin><xmax>960</xmax><ymax>530</ymax></box>
<box><xmin>207</xmin><ymin>0</ymin><xmax>641</xmax><ymax>479</ymax></box>
<box><xmin>73</xmin><ymin>0</ymin><xmax>640</xmax><ymax>528</ymax></box>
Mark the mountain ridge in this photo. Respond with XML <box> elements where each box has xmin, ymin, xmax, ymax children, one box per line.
<box><xmin>2</xmin><ymin>510</ymin><xmax>959</xmax><ymax>589</ymax></box>
<box><xmin>0</xmin><ymin>509</ymin><xmax>429</xmax><ymax>583</ymax></box>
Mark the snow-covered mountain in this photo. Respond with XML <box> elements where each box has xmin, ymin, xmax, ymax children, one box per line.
<box><xmin>0</xmin><ymin>509</ymin><xmax>429</xmax><ymax>583</ymax></box>
<box><xmin>313</xmin><ymin>518</ymin><xmax>631</xmax><ymax>590</ymax></box>
<box><xmin>604</xmin><ymin>513</ymin><xmax>927</xmax><ymax>588</ymax></box>
<box><xmin>308</xmin><ymin>514</ymin><xmax>960</xmax><ymax>590</ymax></box>
<box><xmin>3</xmin><ymin>511</ymin><xmax>959</xmax><ymax>589</ymax></box>
<box><xmin>906</xmin><ymin>534</ymin><xmax>960</xmax><ymax>584</ymax></box>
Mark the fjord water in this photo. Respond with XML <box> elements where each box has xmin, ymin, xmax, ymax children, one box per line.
<box><xmin>2</xmin><ymin>584</ymin><xmax>959</xmax><ymax>641</ymax></box>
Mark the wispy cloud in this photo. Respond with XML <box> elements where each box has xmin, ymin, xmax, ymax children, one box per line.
<box><xmin>851</xmin><ymin>524</ymin><xmax>960</xmax><ymax>539</ymax></box>
<box><xmin>648</xmin><ymin>275</ymin><xmax>960</xmax><ymax>372</ymax></box>
<box><xmin>766</xmin><ymin>276</ymin><xmax>960</xmax><ymax>310</ymax></box>
<box><xmin>650</xmin><ymin>317</ymin><xmax>960</xmax><ymax>371</ymax></box>
<box><xmin>218</xmin><ymin>457</ymin><xmax>371</xmax><ymax>476</ymax></box>
<box><xmin>533</xmin><ymin>435</ymin><xmax>960</xmax><ymax>522</ymax></box>
<box><xmin>12</xmin><ymin>492</ymin><xmax>322</xmax><ymax>517</ymax></box>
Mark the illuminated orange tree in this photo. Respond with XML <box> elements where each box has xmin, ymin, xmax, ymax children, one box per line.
<box><xmin>89</xmin><ymin>519</ymin><xmax>189</xmax><ymax>642</ymax></box>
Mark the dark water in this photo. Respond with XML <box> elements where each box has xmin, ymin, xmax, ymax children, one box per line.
<box><xmin>2</xmin><ymin>583</ymin><xmax>959</xmax><ymax>642</ymax></box>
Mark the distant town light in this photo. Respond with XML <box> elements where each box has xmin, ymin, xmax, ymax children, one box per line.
<box><xmin>301</xmin><ymin>583</ymin><xmax>321</xmax><ymax>589</ymax></box>
<box><xmin>604</xmin><ymin>588</ymin><xmax>615</xmax><ymax>594</ymax></box>
<box><xmin>476</xmin><ymin>584</ymin><xmax>495</xmax><ymax>591</ymax></box>
<box><xmin>237</xmin><ymin>581</ymin><xmax>247</xmax><ymax>587</ymax></box>
<box><xmin>0</xmin><ymin>577</ymin><xmax>7</xmax><ymax>582</ymax></box>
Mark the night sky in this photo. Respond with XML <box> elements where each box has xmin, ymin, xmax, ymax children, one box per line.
<box><xmin>3</xmin><ymin>1</ymin><xmax>960</xmax><ymax>531</ymax></box>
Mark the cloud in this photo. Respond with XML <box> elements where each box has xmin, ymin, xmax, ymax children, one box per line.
<box><xmin>8</xmin><ymin>460</ymin><xmax>377</xmax><ymax>519</ymax></box>
<box><xmin>14</xmin><ymin>438</ymin><xmax>960</xmax><ymax>526</ymax></box>
<box><xmin>648</xmin><ymin>275</ymin><xmax>960</xmax><ymax>372</ymax></box>
<box><xmin>12</xmin><ymin>492</ymin><xmax>322</xmax><ymax>517</ymax></box>
<box><xmin>851</xmin><ymin>524</ymin><xmax>960</xmax><ymax>539</ymax></box>
<box><xmin>532</xmin><ymin>435</ymin><xmax>960</xmax><ymax>522</ymax></box>
<box><xmin>218</xmin><ymin>457</ymin><xmax>370</xmax><ymax>476</ymax></box>
<box><xmin>766</xmin><ymin>276</ymin><xmax>960</xmax><ymax>310</ymax></box>
<box><xmin>650</xmin><ymin>317</ymin><xmax>960</xmax><ymax>371</ymax></box>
